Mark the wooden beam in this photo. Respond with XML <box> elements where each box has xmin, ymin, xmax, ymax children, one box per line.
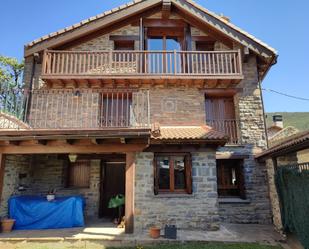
<box><xmin>173</xmin><ymin>8</ymin><xmax>233</xmax><ymax>49</ymax></box>
<box><xmin>125</xmin><ymin>152</ymin><xmax>135</xmax><ymax>234</ymax></box>
<box><xmin>139</xmin><ymin>18</ymin><xmax>185</xmax><ymax>28</ymax></box>
<box><xmin>0</xmin><ymin>154</ymin><xmax>5</xmax><ymax>202</ymax></box>
<box><xmin>0</xmin><ymin>144</ymin><xmax>147</xmax><ymax>155</ymax></box>
<box><xmin>191</xmin><ymin>36</ymin><xmax>216</xmax><ymax>42</ymax></box>
<box><xmin>146</xmin><ymin>144</ymin><xmax>218</xmax><ymax>152</ymax></box>
<box><xmin>162</xmin><ymin>0</ymin><xmax>172</xmax><ymax>19</ymax></box>
<box><xmin>109</xmin><ymin>35</ymin><xmax>139</xmax><ymax>41</ymax></box>
<box><xmin>216</xmin><ymin>152</ymin><xmax>249</xmax><ymax>160</ymax></box>
<box><xmin>204</xmin><ymin>88</ymin><xmax>242</xmax><ymax>97</ymax></box>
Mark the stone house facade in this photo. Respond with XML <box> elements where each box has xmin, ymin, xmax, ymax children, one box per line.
<box><xmin>0</xmin><ymin>0</ymin><xmax>278</xmax><ymax>234</ymax></box>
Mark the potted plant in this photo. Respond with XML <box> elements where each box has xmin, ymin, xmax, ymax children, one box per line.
<box><xmin>1</xmin><ymin>217</ymin><xmax>15</xmax><ymax>233</ymax></box>
<box><xmin>149</xmin><ymin>226</ymin><xmax>160</xmax><ymax>239</ymax></box>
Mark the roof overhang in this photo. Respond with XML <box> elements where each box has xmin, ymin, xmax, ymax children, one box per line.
<box><xmin>24</xmin><ymin>0</ymin><xmax>277</xmax><ymax>72</ymax></box>
<box><xmin>0</xmin><ymin>128</ymin><xmax>151</xmax><ymax>154</ymax></box>
<box><xmin>256</xmin><ymin>131</ymin><xmax>309</xmax><ymax>161</ymax></box>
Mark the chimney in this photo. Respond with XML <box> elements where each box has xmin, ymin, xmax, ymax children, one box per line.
<box><xmin>273</xmin><ymin>114</ymin><xmax>283</xmax><ymax>128</ymax></box>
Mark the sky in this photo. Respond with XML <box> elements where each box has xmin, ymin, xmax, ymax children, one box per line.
<box><xmin>0</xmin><ymin>0</ymin><xmax>308</xmax><ymax>112</ymax></box>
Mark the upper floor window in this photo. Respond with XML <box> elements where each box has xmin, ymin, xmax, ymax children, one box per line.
<box><xmin>205</xmin><ymin>96</ymin><xmax>239</xmax><ymax>144</ymax></box>
<box><xmin>217</xmin><ymin>159</ymin><xmax>245</xmax><ymax>199</ymax></box>
<box><xmin>154</xmin><ymin>153</ymin><xmax>192</xmax><ymax>195</ymax></box>
<box><xmin>148</xmin><ymin>36</ymin><xmax>182</xmax><ymax>51</ymax></box>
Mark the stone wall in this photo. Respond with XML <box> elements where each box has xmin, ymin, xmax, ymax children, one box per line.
<box><xmin>216</xmin><ymin>55</ymin><xmax>271</xmax><ymax>224</ymax></box>
<box><xmin>148</xmin><ymin>86</ymin><xmax>206</xmax><ymax>126</ymax></box>
<box><xmin>71</xmin><ymin>25</ymin><xmax>139</xmax><ymax>51</ymax></box>
<box><xmin>265</xmin><ymin>153</ymin><xmax>299</xmax><ymax>232</ymax></box>
<box><xmin>134</xmin><ymin>151</ymin><xmax>220</xmax><ymax>232</ymax></box>
<box><xmin>236</xmin><ymin>55</ymin><xmax>267</xmax><ymax>148</ymax></box>
<box><xmin>0</xmin><ymin>155</ymin><xmax>101</xmax><ymax>218</ymax></box>
<box><xmin>217</xmin><ymin>146</ymin><xmax>272</xmax><ymax>224</ymax></box>
<box><xmin>0</xmin><ymin>155</ymin><xmax>32</xmax><ymax>217</ymax></box>
<box><xmin>265</xmin><ymin>159</ymin><xmax>283</xmax><ymax>231</ymax></box>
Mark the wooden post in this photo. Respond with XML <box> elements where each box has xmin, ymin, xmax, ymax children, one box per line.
<box><xmin>125</xmin><ymin>152</ymin><xmax>135</xmax><ymax>234</ymax></box>
<box><xmin>0</xmin><ymin>154</ymin><xmax>6</xmax><ymax>202</ymax></box>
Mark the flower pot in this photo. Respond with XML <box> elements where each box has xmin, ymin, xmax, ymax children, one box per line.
<box><xmin>1</xmin><ymin>219</ymin><xmax>15</xmax><ymax>233</ymax></box>
<box><xmin>149</xmin><ymin>226</ymin><xmax>160</xmax><ymax>239</ymax></box>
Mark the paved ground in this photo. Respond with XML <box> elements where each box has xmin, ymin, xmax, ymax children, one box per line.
<box><xmin>0</xmin><ymin>222</ymin><xmax>287</xmax><ymax>248</ymax></box>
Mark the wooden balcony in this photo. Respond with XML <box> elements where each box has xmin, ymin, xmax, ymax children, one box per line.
<box><xmin>0</xmin><ymin>89</ymin><xmax>150</xmax><ymax>130</ymax></box>
<box><xmin>42</xmin><ymin>50</ymin><xmax>244</xmax><ymax>87</ymax></box>
<box><xmin>206</xmin><ymin>119</ymin><xmax>241</xmax><ymax>145</ymax></box>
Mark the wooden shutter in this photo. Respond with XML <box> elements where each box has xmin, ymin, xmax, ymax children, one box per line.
<box><xmin>153</xmin><ymin>157</ymin><xmax>159</xmax><ymax>195</ymax></box>
<box><xmin>185</xmin><ymin>154</ymin><xmax>193</xmax><ymax>194</ymax></box>
<box><xmin>69</xmin><ymin>160</ymin><xmax>90</xmax><ymax>188</ymax></box>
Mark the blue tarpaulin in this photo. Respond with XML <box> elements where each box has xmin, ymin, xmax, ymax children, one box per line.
<box><xmin>9</xmin><ymin>196</ymin><xmax>85</xmax><ymax>230</ymax></box>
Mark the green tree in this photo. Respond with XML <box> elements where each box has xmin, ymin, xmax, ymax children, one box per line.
<box><xmin>0</xmin><ymin>55</ymin><xmax>24</xmax><ymax>89</ymax></box>
<box><xmin>0</xmin><ymin>55</ymin><xmax>25</xmax><ymax>118</ymax></box>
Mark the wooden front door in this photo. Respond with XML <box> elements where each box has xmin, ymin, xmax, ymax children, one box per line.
<box><xmin>99</xmin><ymin>162</ymin><xmax>125</xmax><ymax>218</ymax></box>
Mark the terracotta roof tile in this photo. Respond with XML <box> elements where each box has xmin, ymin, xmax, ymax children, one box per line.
<box><xmin>152</xmin><ymin>126</ymin><xmax>228</xmax><ymax>142</ymax></box>
<box><xmin>256</xmin><ymin>130</ymin><xmax>309</xmax><ymax>159</ymax></box>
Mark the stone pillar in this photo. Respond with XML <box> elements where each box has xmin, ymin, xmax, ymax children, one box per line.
<box><xmin>265</xmin><ymin>158</ymin><xmax>283</xmax><ymax>232</ymax></box>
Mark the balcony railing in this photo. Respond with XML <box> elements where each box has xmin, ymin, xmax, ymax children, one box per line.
<box><xmin>0</xmin><ymin>89</ymin><xmax>150</xmax><ymax>130</ymax></box>
<box><xmin>206</xmin><ymin>119</ymin><xmax>241</xmax><ymax>145</ymax></box>
<box><xmin>42</xmin><ymin>50</ymin><xmax>243</xmax><ymax>78</ymax></box>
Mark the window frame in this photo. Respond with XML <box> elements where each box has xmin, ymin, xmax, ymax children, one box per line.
<box><xmin>216</xmin><ymin>159</ymin><xmax>246</xmax><ymax>199</ymax></box>
<box><xmin>154</xmin><ymin>153</ymin><xmax>192</xmax><ymax>195</ymax></box>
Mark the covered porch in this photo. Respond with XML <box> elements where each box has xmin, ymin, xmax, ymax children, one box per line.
<box><xmin>0</xmin><ymin>129</ymin><xmax>150</xmax><ymax>234</ymax></box>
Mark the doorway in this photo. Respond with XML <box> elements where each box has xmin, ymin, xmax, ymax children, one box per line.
<box><xmin>146</xmin><ymin>28</ymin><xmax>184</xmax><ymax>74</ymax></box>
<box><xmin>99</xmin><ymin>160</ymin><xmax>125</xmax><ymax>219</ymax></box>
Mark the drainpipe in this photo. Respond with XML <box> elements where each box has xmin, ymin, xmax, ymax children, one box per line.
<box><xmin>259</xmin><ymin>54</ymin><xmax>278</xmax><ymax>149</ymax></box>
<box><xmin>259</xmin><ymin>79</ymin><xmax>269</xmax><ymax>149</ymax></box>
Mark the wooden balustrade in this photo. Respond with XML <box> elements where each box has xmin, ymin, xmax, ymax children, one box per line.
<box><xmin>42</xmin><ymin>50</ymin><xmax>243</xmax><ymax>77</ymax></box>
<box><xmin>0</xmin><ymin>89</ymin><xmax>150</xmax><ymax>130</ymax></box>
<box><xmin>206</xmin><ymin>119</ymin><xmax>240</xmax><ymax>144</ymax></box>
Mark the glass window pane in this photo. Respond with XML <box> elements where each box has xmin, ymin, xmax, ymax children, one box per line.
<box><xmin>166</xmin><ymin>37</ymin><xmax>181</xmax><ymax>51</ymax></box>
<box><xmin>166</xmin><ymin>37</ymin><xmax>181</xmax><ymax>73</ymax></box>
<box><xmin>148</xmin><ymin>38</ymin><xmax>163</xmax><ymax>51</ymax></box>
<box><xmin>157</xmin><ymin>156</ymin><xmax>170</xmax><ymax>190</ymax></box>
<box><xmin>174</xmin><ymin>156</ymin><xmax>186</xmax><ymax>190</ymax></box>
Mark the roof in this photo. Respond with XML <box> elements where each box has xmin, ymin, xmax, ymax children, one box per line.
<box><xmin>151</xmin><ymin>125</ymin><xmax>228</xmax><ymax>144</ymax></box>
<box><xmin>256</xmin><ymin>130</ymin><xmax>309</xmax><ymax>160</ymax></box>
<box><xmin>183</xmin><ymin>0</ymin><xmax>277</xmax><ymax>55</ymax></box>
<box><xmin>268</xmin><ymin>126</ymin><xmax>299</xmax><ymax>146</ymax></box>
<box><xmin>25</xmin><ymin>0</ymin><xmax>277</xmax><ymax>62</ymax></box>
<box><xmin>0</xmin><ymin>113</ymin><xmax>31</xmax><ymax>130</ymax></box>
<box><xmin>0</xmin><ymin>128</ymin><xmax>151</xmax><ymax>140</ymax></box>
<box><xmin>26</xmin><ymin>0</ymin><xmax>146</xmax><ymax>48</ymax></box>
